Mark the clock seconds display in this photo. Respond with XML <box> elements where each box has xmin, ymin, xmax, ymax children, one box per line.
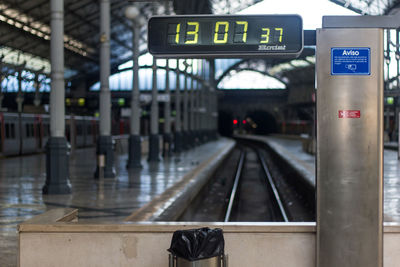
<box><xmin>148</xmin><ymin>15</ymin><xmax>303</xmax><ymax>57</ymax></box>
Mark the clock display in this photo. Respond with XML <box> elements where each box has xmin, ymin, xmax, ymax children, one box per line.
<box><xmin>148</xmin><ymin>15</ymin><xmax>303</xmax><ymax>57</ymax></box>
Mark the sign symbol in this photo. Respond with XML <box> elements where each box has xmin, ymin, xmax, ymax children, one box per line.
<box><xmin>345</xmin><ymin>64</ymin><xmax>357</xmax><ymax>71</ymax></box>
<box><xmin>338</xmin><ymin>110</ymin><xmax>361</xmax><ymax>118</ymax></box>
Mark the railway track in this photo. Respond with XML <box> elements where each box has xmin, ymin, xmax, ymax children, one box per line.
<box><xmin>224</xmin><ymin>145</ymin><xmax>289</xmax><ymax>222</ymax></box>
<box><xmin>178</xmin><ymin>139</ymin><xmax>314</xmax><ymax>222</ymax></box>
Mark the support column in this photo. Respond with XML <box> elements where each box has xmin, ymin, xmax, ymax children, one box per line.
<box><xmin>0</xmin><ymin>75</ymin><xmax>4</xmax><ymax>110</ymax></box>
<box><xmin>213</xmin><ymin>90</ymin><xmax>219</xmax><ymax>140</ymax></box>
<box><xmin>208</xmin><ymin>59</ymin><xmax>215</xmax><ymax>140</ymax></box>
<box><xmin>33</xmin><ymin>74</ymin><xmax>42</xmax><ymax>107</ymax></box>
<box><xmin>398</xmin><ymin>110</ymin><xmax>400</xmax><ymax>159</ymax></box>
<box><xmin>194</xmin><ymin>68</ymin><xmax>200</xmax><ymax>145</ymax></box>
<box><xmin>148</xmin><ymin>57</ymin><xmax>160</xmax><ymax>162</ymax></box>
<box><xmin>95</xmin><ymin>0</ymin><xmax>115</xmax><ymax>178</ymax></box>
<box><xmin>16</xmin><ymin>69</ymin><xmax>24</xmax><ymax>113</ymax></box>
<box><xmin>43</xmin><ymin>0</ymin><xmax>71</xmax><ymax>194</ymax></box>
<box><xmin>210</xmin><ymin>60</ymin><xmax>218</xmax><ymax>140</ymax></box>
<box><xmin>174</xmin><ymin>60</ymin><xmax>182</xmax><ymax>153</ymax></box>
<box><xmin>199</xmin><ymin>60</ymin><xmax>207</xmax><ymax>142</ymax></box>
<box><xmin>163</xmin><ymin>59</ymin><xmax>173</xmax><ymax>157</ymax></box>
<box><xmin>316</xmin><ymin>28</ymin><xmax>383</xmax><ymax>267</ymax></box>
<box><xmin>396</xmin><ymin>29</ymin><xmax>400</xmax><ymax>145</ymax></box>
<box><xmin>0</xmin><ymin>59</ymin><xmax>3</xmax><ymax>110</ymax></box>
<box><xmin>189</xmin><ymin>63</ymin><xmax>195</xmax><ymax>146</ymax></box>
<box><xmin>182</xmin><ymin>62</ymin><xmax>189</xmax><ymax>149</ymax></box>
<box><xmin>127</xmin><ymin>17</ymin><xmax>142</xmax><ymax>169</ymax></box>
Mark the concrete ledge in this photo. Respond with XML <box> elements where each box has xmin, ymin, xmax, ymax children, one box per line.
<box><xmin>20</xmin><ymin>208</ymin><xmax>78</xmax><ymax>225</ymax></box>
<box><xmin>18</xmin><ymin>208</ymin><xmax>400</xmax><ymax>267</ymax></box>
<box><xmin>125</xmin><ymin>139</ymin><xmax>236</xmax><ymax>221</ymax></box>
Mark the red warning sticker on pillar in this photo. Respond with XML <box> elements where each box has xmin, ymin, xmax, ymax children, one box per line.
<box><xmin>338</xmin><ymin>110</ymin><xmax>361</xmax><ymax>118</ymax></box>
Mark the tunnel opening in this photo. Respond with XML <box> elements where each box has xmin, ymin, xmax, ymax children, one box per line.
<box><xmin>218</xmin><ymin>110</ymin><xmax>278</xmax><ymax>136</ymax></box>
<box><xmin>218</xmin><ymin>110</ymin><xmax>234</xmax><ymax>137</ymax></box>
<box><xmin>244</xmin><ymin>110</ymin><xmax>278</xmax><ymax>135</ymax></box>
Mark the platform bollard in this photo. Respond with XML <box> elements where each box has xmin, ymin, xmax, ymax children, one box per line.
<box><xmin>97</xmin><ymin>154</ymin><xmax>105</xmax><ymax>180</ymax></box>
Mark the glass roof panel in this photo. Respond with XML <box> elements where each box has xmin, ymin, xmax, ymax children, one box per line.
<box><xmin>0</xmin><ymin>46</ymin><xmax>51</xmax><ymax>74</ymax></box>
<box><xmin>219</xmin><ymin>70</ymin><xmax>286</xmax><ymax>89</ymax></box>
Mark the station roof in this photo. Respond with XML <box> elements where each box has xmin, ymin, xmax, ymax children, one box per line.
<box><xmin>0</xmin><ymin>0</ymin><xmax>399</xmax><ymax>89</ymax></box>
<box><xmin>0</xmin><ymin>0</ymin><xmax>261</xmax><ymax>85</ymax></box>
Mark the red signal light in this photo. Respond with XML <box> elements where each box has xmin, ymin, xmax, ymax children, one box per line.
<box><xmin>233</xmin><ymin>119</ymin><xmax>238</xmax><ymax>125</ymax></box>
<box><xmin>242</xmin><ymin>120</ymin><xmax>247</xmax><ymax>124</ymax></box>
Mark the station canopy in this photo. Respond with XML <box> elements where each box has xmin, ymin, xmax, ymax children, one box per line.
<box><xmin>0</xmin><ymin>0</ymin><xmax>399</xmax><ymax>91</ymax></box>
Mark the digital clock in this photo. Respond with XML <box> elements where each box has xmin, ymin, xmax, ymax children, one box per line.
<box><xmin>148</xmin><ymin>15</ymin><xmax>303</xmax><ymax>58</ymax></box>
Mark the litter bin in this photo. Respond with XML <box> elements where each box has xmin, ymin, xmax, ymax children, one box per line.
<box><xmin>168</xmin><ymin>227</ymin><xmax>227</xmax><ymax>267</ymax></box>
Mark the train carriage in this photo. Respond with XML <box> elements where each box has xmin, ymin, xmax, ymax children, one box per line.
<box><xmin>0</xmin><ymin>112</ymin><xmax>100</xmax><ymax>156</ymax></box>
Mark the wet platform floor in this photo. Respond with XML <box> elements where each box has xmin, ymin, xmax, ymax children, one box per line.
<box><xmin>3</xmin><ymin>136</ymin><xmax>400</xmax><ymax>266</ymax></box>
<box><xmin>0</xmin><ymin>138</ymin><xmax>231</xmax><ymax>266</ymax></box>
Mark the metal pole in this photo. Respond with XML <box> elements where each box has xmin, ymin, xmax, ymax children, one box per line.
<box><xmin>148</xmin><ymin>57</ymin><xmax>160</xmax><ymax>161</ymax></box>
<box><xmin>214</xmin><ymin>90</ymin><xmax>219</xmax><ymax>139</ymax></box>
<box><xmin>210</xmin><ymin>61</ymin><xmax>218</xmax><ymax>140</ymax></box>
<box><xmin>205</xmin><ymin>60</ymin><xmax>211</xmax><ymax>140</ymax></box>
<box><xmin>200</xmin><ymin>60</ymin><xmax>206</xmax><ymax>142</ymax></box>
<box><xmin>163</xmin><ymin>59</ymin><xmax>172</xmax><ymax>156</ymax></box>
<box><xmin>16</xmin><ymin>70</ymin><xmax>23</xmax><ymax>113</ymax></box>
<box><xmin>194</xmin><ymin>66</ymin><xmax>200</xmax><ymax>144</ymax></box>
<box><xmin>316</xmin><ymin>28</ymin><xmax>383</xmax><ymax>267</ymax></box>
<box><xmin>197</xmin><ymin>60</ymin><xmax>202</xmax><ymax>141</ymax></box>
<box><xmin>397</xmin><ymin>29</ymin><xmax>400</xmax><ymax>90</ymax></box>
<box><xmin>396</xmin><ymin>29</ymin><xmax>400</xmax><ymax>146</ymax></box>
<box><xmin>0</xmin><ymin>59</ymin><xmax>3</xmax><ymax>110</ymax></box>
<box><xmin>95</xmin><ymin>0</ymin><xmax>115</xmax><ymax>178</ymax></box>
<box><xmin>208</xmin><ymin>59</ymin><xmax>215</xmax><ymax>140</ymax></box>
<box><xmin>398</xmin><ymin>111</ymin><xmax>400</xmax><ymax>159</ymax></box>
<box><xmin>43</xmin><ymin>0</ymin><xmax>71</xmax><ymax>194</ymax></box>
<box><xmin>127</xmin><ymin>19</ymin><xmax>142</xmax><ymax>168</ymax></box>
<box><xmin>174</xmin><ymin>60</ymin><xmax>182</xmax><ymax>153</ymax></box>
<box><xmin>17</xmin><ymin>70</ymin><xmax>23</xmax><ymax>155</ymax></box>
<box><xmin>190</xmin><ymin>62</ymin><xmax>195</xmax><ymax>146</ymax></box>
<box><xmin>33</xmin><ymin>74</ymin><xmax>41</xmax><ymax>107</ymax></box>
<box><xmin>182</xmin><ymin>62</ymin><xmax>189</xmax><ymax>149</ymax></box>
<box><xmin>0</xmin><ymin>75</ymin><xmax>4</xmax><ymax>110</ymax></box>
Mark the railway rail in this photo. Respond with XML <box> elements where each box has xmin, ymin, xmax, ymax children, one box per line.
<box><xmin>178</xmin><ymin>138</ymin><xmax>314</xmax><ymax>222</ymax></box>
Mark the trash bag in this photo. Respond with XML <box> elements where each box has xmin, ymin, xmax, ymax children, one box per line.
<box><xmin>168</xmin><ymin>227</ymin><xmax>224</xmax><ymax>261</ymax></box>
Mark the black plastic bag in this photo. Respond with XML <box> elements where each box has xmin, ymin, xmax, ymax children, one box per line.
<box><xmin>168</xmin><ymin>227</ymin><xmax>224</xmax><ymax>261</ymax></box>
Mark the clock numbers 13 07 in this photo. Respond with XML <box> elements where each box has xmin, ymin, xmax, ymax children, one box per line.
<box><xmin>168</xmin><ymin>21</ymin><xmax>284</xmax><ymax>45</ymax></box>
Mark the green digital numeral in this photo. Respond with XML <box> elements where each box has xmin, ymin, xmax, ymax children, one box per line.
<box><xmin>214</xmin><ymin>21</ymin><xmax>229</xmax><ymax>44</ymax></box>
<box><xmin>275</xmin><ymin>27</ymin><xmax>283</xmax><ymax>42</ymax></box>
<box><xmin>175</xmin><ymin>23</ymin><xmax>181</xmax><ymax>44</ymax></box>
<box><xmin>260</xmin><ymin>28</ymin><xmax>270</xmax><ymax>43</ymax></box>
<box><xmin>185</xmin><ymin>22</ymin><xmax>199</xmax><ymax>44</ymax></box>
<box><xmin>235</xmin><ymin>21</ymin><xmax>248</xmax><ymax>43</ymax></box>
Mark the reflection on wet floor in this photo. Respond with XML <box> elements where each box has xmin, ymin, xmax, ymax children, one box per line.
<box><xmin>384</xmin><ymin>150</ymin><xmax>400</xmax><ymax>222</ymax></box>
<box><xmin>2</xmin><ymin>137</ymin><xmax>400</xmax><ymax>266</ymax></box>
<box><xmin>0</xmin><ymin>139</ymin><xmax>229</xmax><ymax>267</ymax></box>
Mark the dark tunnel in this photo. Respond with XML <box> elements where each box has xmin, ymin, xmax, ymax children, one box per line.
<box><xmin>218</xmin><ymin>110</ymin><xmax>278</xmax><ymax>136</ymax></box>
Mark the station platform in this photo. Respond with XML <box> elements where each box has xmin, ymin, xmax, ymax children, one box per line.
<box><xmin>0</xmin><ymin>137</ymin><xmax>234</xmax><ymax>267</ymax></box>
<box><xmin>240</xmin><ymin>135</ymin><xmax>400</xmax><ymax>222</ymax></box>
<box><xmin>9</xmin><ymin>135</ymin><xmax>400</xmax><ymax>267</ymax></box>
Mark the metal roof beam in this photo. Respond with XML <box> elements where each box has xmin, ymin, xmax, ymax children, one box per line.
<box><xmin>63</xmin><ymin>5</ymin><xmax>132</xmax><ymax>52</ymax></box>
